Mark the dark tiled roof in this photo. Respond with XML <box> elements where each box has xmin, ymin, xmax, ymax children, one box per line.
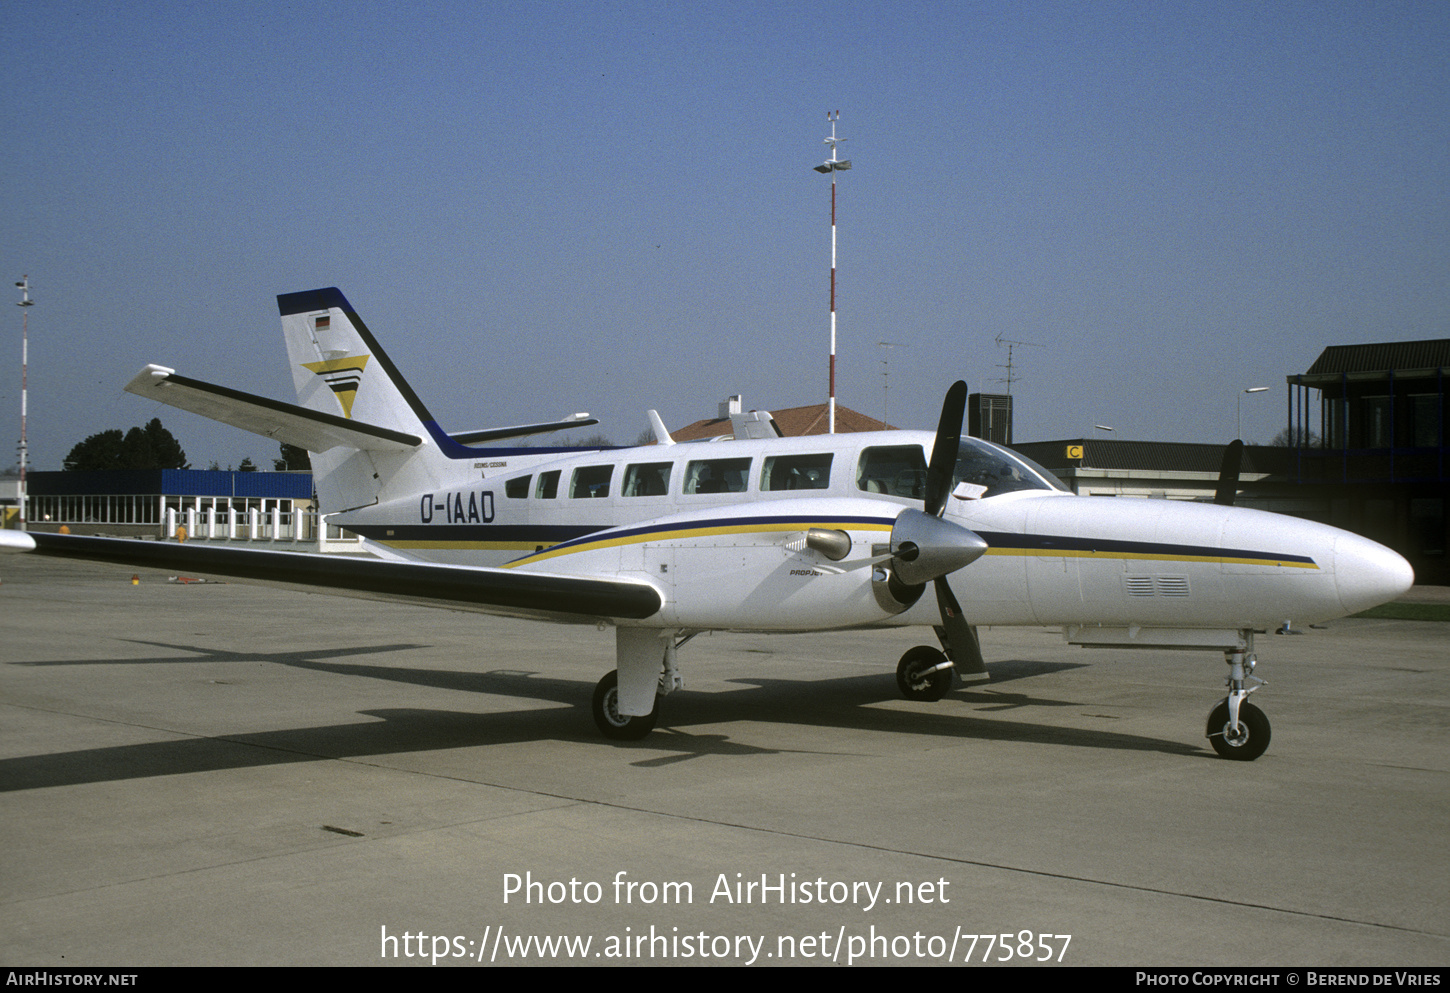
<box><xmin>1305</xmin><ymin>339</ymin><xmax>1450</xmax><ymax>376</ymax></box>
<box><xmin>671</xmin><ymin>403</ymin><xmax>890</xmax><ymax>441</ymax></box>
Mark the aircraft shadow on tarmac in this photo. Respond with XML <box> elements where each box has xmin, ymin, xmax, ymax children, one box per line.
<box><xmin>2</xmin><ymin>642</ymin><xmax>1203</xmax><ymax>790</ymax></box>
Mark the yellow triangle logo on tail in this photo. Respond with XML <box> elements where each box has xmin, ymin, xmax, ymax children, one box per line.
<box><xmin>302</xmin><ymin>355</ymin><xmax>370</xmax><ymax>418</ymax></box>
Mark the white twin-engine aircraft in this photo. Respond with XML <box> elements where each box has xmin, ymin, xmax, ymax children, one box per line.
<box><xmin>3</xmin><ymin>288</ymin><xmax>1414</xmax><ymax>759</ymax></box>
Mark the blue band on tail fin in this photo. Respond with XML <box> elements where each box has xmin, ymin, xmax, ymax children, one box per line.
<box><xmin>278</xmin><ymin>287</ymin><xmax>351</xmax><ymax>317</ymax></box>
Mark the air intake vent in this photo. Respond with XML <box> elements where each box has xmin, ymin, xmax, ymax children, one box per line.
<box><xmin>1125</xmin><ymin>575</ymin><xmax>1191</xmax><ymax>597</ymax></box>
<box><xmin>1126</xmin><ymin>576</ymin><xmax>1156</xmax><ymax>597</ymax></box>
<box><xmin>1156</xmin><ymin>576</ymin><xmax>1190</xmax><ymax>597</ymax></box>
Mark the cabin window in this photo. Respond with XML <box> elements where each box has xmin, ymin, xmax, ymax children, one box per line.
<box><xmin>570</xmin><ymin>465</ymin><xmax>613</xmax><ymax>498</ymax></box>
<box><xmin>622</xmin><ymin>462</ymin><xmax>671</xmax><ymax>497</ymax></box>
<box><xmin>683</xmin><ymin>457</ymin><xmax>751</xmax><ymax>494</ymax></box>
<box><xmin>504</xmin><ymin>475</ymin><xmax>531</xmax><ymax>499</ymax></box>
<box><xmin>535</xmin><ymin>470</ymin><xmax>560</xmax><ymax>499</ymax></box>
<box><xmin>761</xmin><ymin>453</ymin><xmax>832</xmax><ymax>491</ymax></box>
<box><xmin>857</xmin><ymin>445</ymin><xmax>927</xmax><ymax>498</ymax></box>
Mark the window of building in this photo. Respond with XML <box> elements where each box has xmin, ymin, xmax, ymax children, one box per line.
<box><xmin>1410</xmin><ymin>394</ymin><xmax>1440</xmax><ymax>448</ymax></box>
<box><xmin>1364</xmin><ymin>396</ymin><xmax>1392</xmax><ymax>448</ymax></box>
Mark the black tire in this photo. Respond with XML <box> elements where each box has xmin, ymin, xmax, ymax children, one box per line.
<box><xmin>1205</xmin><ymin>698</ymin><xmax>1271</xmax><ymax>761</ymax></box>
<box><xmin>592</xmin><ymin>670</ymin><xmax>658</xmax><ymax>741</ymax></box>
<box><xmin>896</xmin><ymin>646</ymin><xmax>953</xmax><ymax>702</ymax></box>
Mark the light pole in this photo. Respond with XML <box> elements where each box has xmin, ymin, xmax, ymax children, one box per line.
<box><xmin>813</xmin><ymin>111</ymin><xmax>850</xmax><ymax>433</ymax></box>
<box><xmin>1238</xmin><ymin>386</ymin><xmax>1269</xmax><ymax>441</ymax></box>
<box><xmin>15</xmin><ymin>276</ymin><xmax>32</xmax><ymax>529</ymax></box>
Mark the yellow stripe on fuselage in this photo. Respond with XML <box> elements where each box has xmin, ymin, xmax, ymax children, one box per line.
<box><xmin>502</xmin><ymin>519</ymin><xmax>895</xmax><ymax>569</ymax></box>
<box><xmin>982</xmin><ymin>547</ymin><xmax>1319</xmax><ymax>569</ymax></box>
<box><xmin>375</xmin><ymin>540</ymin><xmax>548</xmax><ymax>551</ymax></box>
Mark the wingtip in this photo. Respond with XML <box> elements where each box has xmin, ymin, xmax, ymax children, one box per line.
<box><xmin>0</xmin><ymin>531</ymin><xmax>38</xmax><ymax>553</ymax></box>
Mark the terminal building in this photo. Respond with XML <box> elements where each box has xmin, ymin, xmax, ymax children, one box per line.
<box><xmin>21</xmin><ymin>468</ymin><xmax>356</xmax><ymax>551</ymax></box>
<box><xmin>1284</xmin><ymin>339</ymin><xmax>1448</xmax><ymax>584</ymax></box>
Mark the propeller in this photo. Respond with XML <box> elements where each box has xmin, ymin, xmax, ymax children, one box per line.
<box><xmin>906</xmin><ymin>380</ymin><xmax>990</xmax><ymax>680</ymax></box>
<box><xmin>925</xmin><ymin>381</ymin><xmax>967</xmax><ymax>516</ymax></box>
<box><xmin>1214</xmin><ymin>439</ymin><xmax>1244</xmax><ymax>507</ymax></box>
<box><xmin>807</xmin><ymin>381</ymin><xmax>990</xmax><ymax>685</ymax></box>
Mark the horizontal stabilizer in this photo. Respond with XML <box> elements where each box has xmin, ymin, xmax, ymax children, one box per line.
<box><xmin>450</xmin><ymin>413</ymin><xmax>599</xmax><ymax>446</ymax></box>
<box><xmin>125</xmin><ymin>365</ymin><xmax>421</xmax><ymax>453</ymax></box>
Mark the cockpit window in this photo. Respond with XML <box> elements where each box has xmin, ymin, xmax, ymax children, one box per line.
<box><xmin>857</xmin><ymin>445</ymin><xmax>927</xmax><ymax>498</ymax></box>
<box><xmin>952</xmin><ymin>438</ymin><xmax>1069</xmax><ymax>497</ymax></box>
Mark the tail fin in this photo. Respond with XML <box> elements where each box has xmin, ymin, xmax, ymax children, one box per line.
<box><xmin>278</xmin><ymin>288</ymin><xmax>461</xmax><ymax>514</ymax></box>
<box><xmin>279</xmin><ymin>288</ymin><xmax>432</xmax><ymax>437</ymax></box>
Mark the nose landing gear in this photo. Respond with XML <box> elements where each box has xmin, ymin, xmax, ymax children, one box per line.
<box><xmin>1206</xmin><ymin>640</ymin><xmax>1270</xmax><ymax>760</ymax></box>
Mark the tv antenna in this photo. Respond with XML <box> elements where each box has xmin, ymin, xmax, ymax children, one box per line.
<box><xmin>992</xmin><ymin>333</ymin><xmax>1041</xmax><ymax>394</ymax></box>
<box><xmin>877</xmin><ymin>340</ymin><xmax>906</xmax><ymax>427</ymax></box>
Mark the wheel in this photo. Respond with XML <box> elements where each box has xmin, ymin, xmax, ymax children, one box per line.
<box><xmin>896</xmin><ymin>646</ymin><xmax>953</xmax><ymax>702</ymax></box>
<box><xmin>1205</xmin><ymin>698</ymin><xmax>1271</xmax><ymax>761</ymax></box>
<box><xmin>592</xmin><ymin>670</ymin><xmax>658</xmax><ymax>741</ymax></box>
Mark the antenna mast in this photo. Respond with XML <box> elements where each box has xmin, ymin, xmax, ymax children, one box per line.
<box><xmin>878</xmin><ymin>340</ymin><xmax>905</xmax><ymax>427</ymax></box>
<box><xmin>813</xmin><ymin>111</ymin><xmax>851</xmax><ymax>433</ymax></box>
<box><xmin>15</xmin><ymin>276</ymin><xmax>33</xmax><ymax>529</ymax></box>
<box><xmin>992</xmin><ymin>333</ymin><xmax>1041</xmax><ymax>395</ymax></box>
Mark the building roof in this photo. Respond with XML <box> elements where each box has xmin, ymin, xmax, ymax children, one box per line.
<box><xmin>671</xmin><ymin>402</ymin><xmax>891</xmax><ymax>441</ymax></box>
<box><xmin>1302</xmin><ymin>339</ymin><xmax>1450</xmax><ymax>378</ymax></box>
<box><xmin>28</xmin><ymin>469</ymin><xmax>313</xmax><ymax>499</ymax></box>
<box><xmin>1011</xmin><ymin>439</ymin><xmax>1293</xmax><ymax>477</ymax></box>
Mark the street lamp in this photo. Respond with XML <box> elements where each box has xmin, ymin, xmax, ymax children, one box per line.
<box><xmin>1238</xmin><ymin>386</ymin><xmax>1269</xmax><ymax>441</ymax></box>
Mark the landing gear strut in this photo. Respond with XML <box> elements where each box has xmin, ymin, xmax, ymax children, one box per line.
<box><xmin>1206</xmin><ymin>638</ymin><xmax>1271</xmax><ymax>760</ymax></box>
<box><xmin>591</xmin><ymin>630</ymin><xmax>693</xmax><ymax>741</ymax></box>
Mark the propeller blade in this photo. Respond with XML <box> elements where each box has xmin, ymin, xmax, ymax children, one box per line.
<box><xmin>1214</xmin><ymin>439</ymin><xmax>1244</xmax><ymax>507</ymax></box>
<box><xmin>925</xmin><ymin>381</ymin><xmax>968</xmax><ymax>517</ymax></box>
<box><xmin>934</xmin><ymin>576</ymin><xmax>988</xmax><ymax>680</ymax></box>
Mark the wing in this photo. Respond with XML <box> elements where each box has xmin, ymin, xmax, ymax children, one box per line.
<box><xmin>0</xmin><ymin>532</ymin><xmax>661</xmax><ymax>623</ymax></box>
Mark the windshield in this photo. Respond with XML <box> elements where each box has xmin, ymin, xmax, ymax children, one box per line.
<box><xmin>951</xmin><ymin>438</ymin><xmax>1069</xmax><ymax>497</ymax></box>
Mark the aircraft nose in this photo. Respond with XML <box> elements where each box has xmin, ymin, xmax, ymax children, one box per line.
<box><xmin>1333</xmin><ymin>531</ymin><xmax>1414</xmax><ymax>616</ymax></box>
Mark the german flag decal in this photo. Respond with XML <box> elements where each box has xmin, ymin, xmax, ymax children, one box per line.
<box><xmin>302</xmin><ymin>354</ymin><xmax>370</xmax><ymax>418</ymax></box>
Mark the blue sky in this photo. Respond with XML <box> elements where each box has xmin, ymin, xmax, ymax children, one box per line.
<box><xmin>3</xmin><ymin>0</ymin><xmax>1447</xmax><ymax>470</ymax></box>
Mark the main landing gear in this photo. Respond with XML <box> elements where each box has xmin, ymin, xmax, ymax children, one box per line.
<box><xmin>896</xmin><ymin>646</ymin><xmax>954</xmax><ymax>702</ymax></box>
<box><xmin>590</xmin><ymin>630</ymin><xmax>692</xmax><ymax>742</ymax></box>
<box><xmin>592</xmin><ymin>671</ymin><xmax>659</xmax><ymax>741</ymax></box>
<box><xmin>1205</xmin><ymin>638</ymin><xmax>1270</xmax><ymax>761</ymax></box>
<box><xmin>894</xmin><ymin>619</ymin><xmax>988</xmax><ymax>703</ymax></box>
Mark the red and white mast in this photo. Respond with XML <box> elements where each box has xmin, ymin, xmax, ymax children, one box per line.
<box><xmin>14</xmin><ymin>276</ymin><xmax>33</xmax><ymax>529</ymax></box>
<box><xmin>813</xmin><ymin>112</ymin><xmax>850</xmax><ymax>433</ymax></box>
